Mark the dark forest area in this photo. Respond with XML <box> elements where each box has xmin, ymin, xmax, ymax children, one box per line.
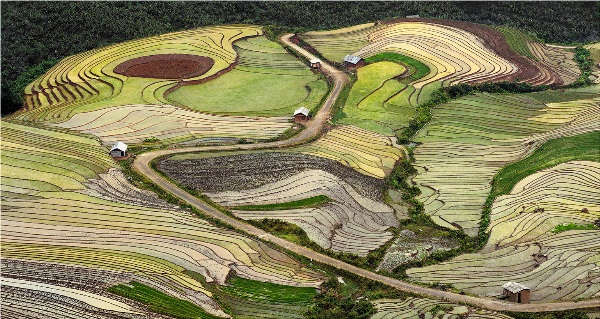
<box><xmin>2</xmin><ymin>1</ymin><xmax>599</xmax><ymax>115</ymax></box>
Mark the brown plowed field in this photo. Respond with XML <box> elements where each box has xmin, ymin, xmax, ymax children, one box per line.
<box><xmin>382</xmin><ymin>18</ymin><xmax>563</xmax><ymax>85</ymax></box>
<box><xmin>114</xmin><ymin>54</ymin><xmax>215</xmax><ymax>79</ymax></box>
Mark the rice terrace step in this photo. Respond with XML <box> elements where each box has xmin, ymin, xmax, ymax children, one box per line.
<box><xmin>1</xmin><ymin>2</ymin><xmax>599</xmax><ymax>319</ymax></box>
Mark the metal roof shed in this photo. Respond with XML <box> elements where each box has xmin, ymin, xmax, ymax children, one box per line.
<box><xmin>110</xmin><ymin>142</ymin><xmax>128</xmax><ymax>158</ymax></box>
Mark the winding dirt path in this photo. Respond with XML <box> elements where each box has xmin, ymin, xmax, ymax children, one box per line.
<box><xmin>133</xmin><ymin>34</ymin><xmax>600</xmax><ymax>313</ymax></box>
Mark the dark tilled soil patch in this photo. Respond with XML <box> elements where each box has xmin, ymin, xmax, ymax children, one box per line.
<box><xmin>114</xmin><ymin>54</ymin><xmax>215</xmax><ymax>79</ymax></box>
<box><xmin>158</xmin><ymin>152</ymin><xmax>386</xmax><ymax>200</ymax></box>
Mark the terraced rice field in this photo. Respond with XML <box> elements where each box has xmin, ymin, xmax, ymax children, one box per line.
<box><xmin>338</xmin><ymin>61</ymin><xmax>423</xmax><ymax>135</ymax></box>
<box><xmin>160</xmin><ymin>152</ymin><xmax>397</xmax><ymax>256</ymax></box>
<box><xmin>303</xmin><ymin>20</ymin><xmax>579</xmax><ymax>135</ymax></box>
<box><xmin>1</xmin><ymin>119</ymin><xmax>323</xmax><ymax>318</ymax></box>
<box><xmin>493</xmin><ymin>26</ymin><xmax>579</xmax><ymax>85</ymax></box>
<box><xmin>288</xmin><ymin>125</ymin><xmax>404</xmax><ymax>178</ymax></box>
<box><xmin>159</xmin><ymin>125</ymin><xmax>404</xmax><ymax>255</ymax></box>
<box><xmin>167</xmin><ymin>35</ymin><xmax>328</xmax><ymax>117</ymax></box>
<box><xmin>209</xmin><ymin>169</ymin><xmax>398</xmax><ymax>256</ymax></box>
<box><xmin>372</xmin><ymin>297</ymin><xmax>514</xmax><ymax>319</ymax></box>
<box><xmin>413</xmin><ymin>86</ymin><xmax>600</xmax><ymax>235</ymax></box>
<box><xmin>18</xmin><ymin>25</ymin><xmax>262</xmax><ymax>123</ymax></box>
<box><xmin>302</xmin><ymin>23</ymin><xmax>387</xmax><ymax>63</ymax></box>
<box><xmin>527</xmin><ymin>42</ymin><xmax>579</xmax><ymax>85</ymax></box>
<box><xmin>12</xmin><ymin>27</ymin><xmax>329</xmax><ymax>145</ymax></box>
<box><xmin>214</xmin><ymin>276</ymin><xmax>316</xmax><ymax>319</ymax></box>
<box><xmin>586</xmin><ymin>42</ymin><xmax>600</xmax><ymax>84</ymax></box>
<box><xmin>54</xmin><ymin>104</ymin><xmax>291</xmax><ymax>144</ymax></box>
<box><xmin>408</xmin><ymin>161</ymin><xmax>599</xmax><ymax>302</ymax></box>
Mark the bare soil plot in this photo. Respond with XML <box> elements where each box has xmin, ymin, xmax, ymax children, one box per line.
<box><xmin>114</xmin><ymin>54</ymin><xmax>215</xmax><ymax>79</ymax></box>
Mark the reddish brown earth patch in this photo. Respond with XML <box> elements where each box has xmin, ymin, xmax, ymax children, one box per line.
<box><xmin>114</xmin><ymin>54</ymin><xmax>215</xmax><ymax>79</ymax></box>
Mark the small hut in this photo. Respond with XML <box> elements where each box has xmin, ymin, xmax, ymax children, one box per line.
<box><xmin>110</xmin><ymin>142</ymin><xmax>128</xmax><ymax>158</ymax></box>
<box><xmin>293</xmin><ymin>107</ymin><xmax>310</xmax><ymax>123</ymax></box>
<box><xmin>502</xmin><ymin>282</ymin><xmax>530</xmax><ymax>304</ymax></box>
<box><xmin>343</xmin><ymin>55</ymin><xmax>365</xmax><ymax>68</ymax></box>
<box><xmin>310</xmin><ymin>59</ymin><xmax>322</xmax><ymax>69</ymax></box>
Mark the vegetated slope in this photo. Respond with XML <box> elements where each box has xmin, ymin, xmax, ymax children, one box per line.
<box><xmin>167</xmin><ymin>35</ymin><xmax>328</xmax><ymax>117</ymax></box>
<box><xmin>13</xmin><ymin>26</ymin><xmax>303</xmax><ymax>145</ymax></box>
<box><xmin>302</xmin><ymin>20</ymin><xmax>580</xmax><ymax>136</ymax></box>
<box><xmin>586</xmin><ymin>42</ymin><xmax>600</xmax><ymax>84</ymax></box>
<box><xmin>408</xmin><ymin>161</ymin><xmax>599</xmax><ymax>302</ymax></box>
<box><xmin>16</xmin><ymin>25</ymin><xmax>261</xmax><ymax>122</ymax></box>
<box><xmin>372</xmin><ymin>297</ymin><xmax>514</xmax><ymax>319</ymax></box>
<box><xmin>0</xmin><ymin>119</ymin><xmax>323</xmax><ymax>318</ymax></box>
<box><xmin>413</xmin><ymin>86</ymin><xmax>600</xmax><ymax>235</ymax></box>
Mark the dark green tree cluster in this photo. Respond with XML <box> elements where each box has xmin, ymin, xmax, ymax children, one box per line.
<box><xmin>2</xmin><ymin>1</ymin><xmax>598</xmax><ymax>115</ymax></box>
<box><xmin>304</xmin><ymin>278</ymin><xmax>376</xmax><ymax>319</ymax></box>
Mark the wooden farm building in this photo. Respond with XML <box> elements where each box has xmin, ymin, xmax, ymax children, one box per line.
<box><xmin>502</xmin><ymin>282</ymin><xmax>531</xmax><ymax>304</ymax></box>
<box><xmin>343</xmin><ymin>55</ymin><xmax>365</xmax><ymax>68</ymax></box>
<box><xmin>293</xmin><ymin>107</ymin><xmax>310</xmax><ymax>123</ymax></box>
<box><xmin>110</xmin><ymin>142</ymin><xmax>128</xmax><ymax>158</ymax></box>
<box><xmin>310</xmin><ymin>59</ymin><xmax>322</xmax><ymax>69</ymax></box>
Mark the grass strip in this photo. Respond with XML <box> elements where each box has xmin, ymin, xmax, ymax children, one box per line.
<box><xmin>552</xmin><ymin>223</ymin><xmax>597</xmax><ymax>234</ymax></box>
<box><xmin>232</xmin><ymin>195</ymin><xmax>331</xmax><ymax>211</ymax></box>
<box><xmin>107</xmin><ymin>281</ymin><xmax>221</xmax><ymax>319</ymax></box>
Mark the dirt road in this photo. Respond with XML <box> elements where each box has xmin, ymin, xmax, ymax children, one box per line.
<box><xmin>133</xmin><ymin>34</ymin><xmax>600</xmax><ymax>313</ymax></box>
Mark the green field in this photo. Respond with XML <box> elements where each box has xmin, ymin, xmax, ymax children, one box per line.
<box><xmin>232</xmin><ymin>195</ymin><xmax>331</xmax><ymax>211</ymax></box>
<box><xmin>492</xmin><ymin>131</ymin><xmax>600</xmax><ymax>197</ymax></box>
<box><xmin>167</xmin><ymin>35</ymin><xmax>328</xmax><ymax>117</ymax></box>
<box><xmin>108</xmin><ymin>282</ymin><xmax>220</xmax><ymax>319</ymax></box>
<box><xmin>215</xmin><ymin>276</ymin><xmax>317</xmax><ymax>319</ymax></box>
<box><xmin>365</xmin><ymin>52</ymin><xmax>430</xmax><ymax>83</ymax></box>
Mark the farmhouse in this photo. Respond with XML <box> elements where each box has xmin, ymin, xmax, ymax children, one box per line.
<box><xmin>502</xmin><ymin>282</ymin><xmax>530</xmax><ymax>303</ymax></box>
<box><xmin>110</xmin><ymin>142</ymin><xmax>128</xmax><ymax>158</ymax></box>
<box><xmin>310</xmin><ymin>59</ymin><xmax>322</xmax><ymax>69</ymax></box>
<box><xmin>343</xmin><ymin>55</ymin><xmax>365</xmax><ymax>68</ymax></box>
<box><xmin>293</xmin><ymin>107</ymin><xmax>310</xmax><ymax>123</ymax></box>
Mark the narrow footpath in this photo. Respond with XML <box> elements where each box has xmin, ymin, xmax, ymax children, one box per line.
<box><xmin>133</xmin><ymin>34</ymin><xmax>600</xmax><ymax>313</ymax></box>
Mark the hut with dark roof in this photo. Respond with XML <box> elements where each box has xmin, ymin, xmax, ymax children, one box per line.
<box><xmin>343</xmin><ymin>55</ymin><xmax>365</xmax><ymax>68</ymax></box>
<box><xmin>502</xmin><ymin>282</ymin><xmax>530</xmax><ymax>303</ymax></box>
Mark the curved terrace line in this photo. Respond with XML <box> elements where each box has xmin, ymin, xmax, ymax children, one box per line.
<box><xmin>132</xmin><ymin>33</ymin><xmax>600</xmax><ymax>312</ymax></box>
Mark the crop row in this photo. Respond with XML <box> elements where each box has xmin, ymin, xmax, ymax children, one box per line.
<box><xmin>54</xmin><ymin>104</ymin><xmax>291</xmax><ymax>145</ymax></box>
<box><xmin>413</xmin><ymin>88</ymin><xmax>599</xmax><ymax>235</ymax></box>
<box><xmin>161</xmin><ymin>151</ymin><xmax>387</xmax><ymax>200</ymax></box>
<box><xmin>1</xmin><ymin>119</ymin><xmax>323</xmax><ymax>315</ymax></box>
<box><xmin>289</xmin><ymin>125</ymin><xmax>404</xmax><ymax>178</ymax></box>
<box><xmin>408</xmin><ymin>161</ymin><xmax>599</xmax><ymax>302</ymax></box>
<box><xmin>373</xmin><ymin>297</ymin><xmax>514</xmax><ymax>319</ymax></box>
<box><xmin>207</xmin><ymin>169</ymin><xmax>397</xmax><ymax>256</ymax></box>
